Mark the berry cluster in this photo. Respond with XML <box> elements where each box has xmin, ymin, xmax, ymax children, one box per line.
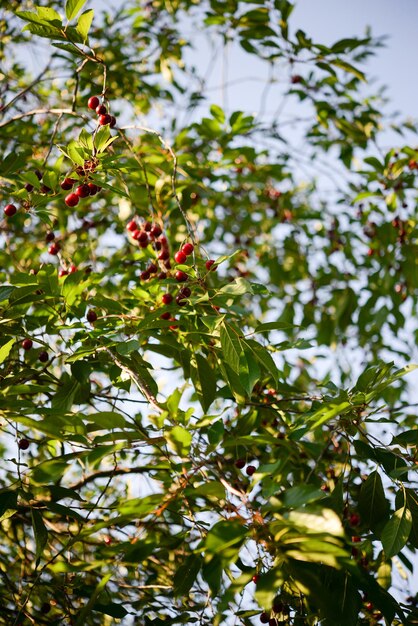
<box><xmin>88</xmin><ymin>95</ymin><xmax>116</xmax><ymax>128</ymax></box>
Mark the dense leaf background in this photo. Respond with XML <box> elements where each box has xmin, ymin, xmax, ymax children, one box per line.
<box><xmin>0</xmin><ymin>1</ymin><xmax>417</xmax><ymax>624</ymax></box>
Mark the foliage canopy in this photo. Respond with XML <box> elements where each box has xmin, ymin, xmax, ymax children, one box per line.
<box><xmin>0</xmin><ymin>1</ymin><xmax>418</xmax><ymax>624</ymax></box>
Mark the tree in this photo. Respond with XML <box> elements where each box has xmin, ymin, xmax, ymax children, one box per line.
<box><xmin>0</xmin><ymin>1</ymin><xmax>417</xmax><ymax>624</ymax></box>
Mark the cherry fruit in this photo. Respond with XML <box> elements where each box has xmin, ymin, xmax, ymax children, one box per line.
<box><xmin>162</xmin><ymin>293</ymin><xmax>173</xmax><ymax>305</ymax></box>
<box><xmin>65</xmin><ymin>193</ymin><xmax>79</xmax><ymax>207</ymax></box>
<box><xmin>98</xmin><ymin>114</ymin><xmax>112</xmax><ymax>126</ymax></box>
<box><xmin>18</xmin><ymin>438</ymin><xmax>30</xmax><ymax>450</ymax></box>
<box><xmin>174</xmin><ymin>250</ymin><xmax>187</xmax><ymax>264</ymax></box>
<box><xmin>4</xmin><ymin>204</ymin><xmax>17</xmax><ymax>217</ymax></box>
<box><xmin>246</xmin><ymin>465</ymin><xmax>256</xmax><ymax>476</ymax></box>
<box><xmin>96</xmin><ymin>104</ymin><xmax>107</xmax><ymax>115</ymax></box>
<box><xmin>235</xmin><ymin>459</ymin><xmax>245</xmax><ymax>469</ymax></box>
<box><xmin>38</xmin><ymin>351</ymin><xmax>49</xmax><ymax>363</ymax></box>
<box><xmin>87</xmin><ymin>309</ymin><xmax>97</xmax><ymax>323</ymax></box>
<box><xmin>75</xmin><ymin>184</ymin><xmax>90</xmax><ymax>198</ymax></box>
<box><xmin>22</xmin><ymin>338</ymin><xmax>33</xmax><ymax>351</ymax></box>
<box><xmin>88</xmin><ymin>96</ymin><xmax>100</xmax><ymax>110</ymax></box>
<box><xmin>60</xmin><ymin>177</ymin><xmax>76</xmax><ymax>190</ymax></box>
<box><xmin>48</xmin><ymin>242</ymin><xmax>61</xmax><ymax>255</ymax></box>
<box><xmin>182</xmin><ymin>242</ymin><xmax>194</xmax><ymax>256</ymax></box>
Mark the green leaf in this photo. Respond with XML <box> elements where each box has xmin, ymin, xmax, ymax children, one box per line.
<box><xmin>93</xmin><ymin>603</ymin><xmax>128</xmax><ymax>619</ymax></box>
<box><xmin>173</xmin><ymin>555</ymin><xmax>202</xmax><ymax>597</ymax></box>
<box><xmin>167</xmin><ymin>426</ymin><xmax>192</xmax><ymax>457</ymax></box>
<box><xmin>76</xmin><ymin>9</ymin><xmax>94</xmax><ymax>42</ymax></box>
<box><xmin>195</xmin><ymin>353</ymin><xmax>217</xmax><ymax>412</ymax></box>
<box><xmin>254</xmin><ymin>321</ymin><xmax>300</xmax><ymax>333</ymax></box>
<box><xmin>283</xmin><ymin>485</ymin><xmax>324</xmax><ymax>508</ymax></box>
<box><xmin>220</xmin><ymin>322</ymin><xmax>243</xmax><ymax>374</ymax></box>
<box><xmin>210</xmin><ymin>104</ymin><xmax>225</xmax><ymax>124</ymax></box>
<box><xmin>31</xmin><ymin>509</ymin><xmax>48</xmax><ymax>566</ymax></box>
<box><xmin>358</xmin><ymin>471</ymin><xmax>390</xmax><ymax>534</ymax></box>
<box><xmin>0</xmin><ymin>491</ymin><xmax>18</xmax><ymax>523</ymax></box>
<box><xmin>85</xmin><ymin>412</ymin><xmax>127</xmax><ymax>430</ymax></box>
<box><xmin>0</xmin><ymin>338</ymin><xmax>14</xmax><ymax>364</ymax></box>
<box><xmin>381</xmin><ymin>506</ymin><xmax>412</xmax><ymax>558</ymax></box>
<box><xmin>65</xmin><ymin>0</ymin><xmax>87</xmax><ymax>21</ymax></box>
<box><xmin>205</xmin><ymin>520</ymin><xmax>247</xmax><ymax>554</ymax></box>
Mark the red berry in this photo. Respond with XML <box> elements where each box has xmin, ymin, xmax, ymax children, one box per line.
<box><xmin>174</xmin><ymin>250</ymin><xmax>187</xmax><ymax>264</ymax></box>
<box><xmin>75</xmin><ymin>184</ymin><xmax>90</xmax><ymax>198</ymax></box>
<box><xmin>88</xmin><ymin>96</ymin><xmax>100</xmax><ymax>110</ymax></box>
<box><xmin>159</xmin><ymin>235</ymin><xmax>168</xmax><ymax>246</ymax></box>
<box><xmin>150</xmin><ymin>224</ymin><xmax>162</xmax><ymax>238</ymax></box>
<box><xmin>87</xmin><ymin>309</ymin><xmax>97</xmax><ymax>323</ymax></box>
<box><xmin>40</xmin><ymin>184</ymin><xmax>51</xmax><ymax>194</ymax></box>
<box><xmin>58</xmin><ymin>268</ymin><xmax>69</xmax><ymax>277</ymax></box>
<box><xmin>269</xmin><ymin>620</ymin><xmax>278</xmax><ymax>626</ymax></box>
<box><xmin>158</xmin><ymin>249</ymin><xmax>170</xmax><ymax>261</ymax></box>
<box><xmin>158</xmin><ymin>272</ymin><xmax>167</xmax><ymax>280</ymax></box>
<box><xmin>246</xmin><ymin>465</ymin><xmax>256</xmax><ymax>476</ymax></box>
<box><xmin>175</xmin><ymin>270</ymin><xmax>188</xmax><ymax>282</ymax></box>
<box><xmin>162</xmin><ymin>293</ymin><xmax>173</xmax><ymax>305</ymax></box>
<box><xmin>127</xmin><ymin>219</ymin><xmax>138</xmax><ymax>232</ymax></box>
<box><xmin>18</xmin><ymin>438</ymin><xmax>30</xmax><ymax>450</ymax></box>
<box><xmin>144</xmin><ymin>222</ymin><xmax>152</xmax><ymax>232</ymax></box>
<box><xmin>110</xmin><ymin>116</ymin><xmax>117</xmax><ymax>128</ymax></box>
<box><xmin>96</xmin><ymin>104</ymin><xmax>107</xmax><ymax>115</ymax></box>
<box><xmin>352</xmin><ymin>536</ymin><xmax>361</xmax><ymax>543</ymax></box>
<box><xmin>48</xmin><ymin>242</ymin><xmax>61</xmax><ymax>255</ymax></box>
<box><xmin>69</xmin><ymin>264</ymin><xmax>77</xmax><ymax>273</ymax></box>
<box><xmin>349</xmin><ymin>513</ymin><xmax>361</xmax><ymax>527</ymax></box>
<box><xmin>235</xmin><ymin>459</ymin><xmax>245</xmax><ymax>469</ymax></box>
<box><xmin>252</xmin><ymin>574</ymin><xmax>259</xmax><ymax>584</ymax></box>
<box><xmin>22</xmin><ymin>338</ymin><xmax>33</xmax><ymax>351</ymax></box>
<box><xmin>176</xmin><ymin>294</ymin><xmax>187</xmax><ymax>306</ymax></box>
<box><xmin>40</xmin><ymin>602</ymin><xmax>51</xmax><ymax>614</ymax></box>
<box><xmin>38</xmin><ymin>351</ymin><xmax>48</xmax><ymax>362</ymax></box>
<box><xmin>160</xmin><ymin>311</ymin><xmax>171</xmax><ymax>320</ymax></box>
<box><xmin>260</xmin><ymin>614</ymin><xmax>270</xmax><ymax>624</ymax></box>
<box><xmin>179</xmin><ymin>286</ymin><xmax>191</xmax><ymax>298</ymax></box>
<box><xmin>139</xmin><ymin>239</ymin><xmax>149</xmax><ymax>249</ymax></box>
<box><xmin>45</xmin><ymin>231</ymin><xmax>55</xmax><ymax>242</ymax></box>
<box><xmin>88</xmin><ymin>183</ymin><xmax>99</xmax><ymax>196</ymax></box>
<box><xmin>65</xmin><ymin>193</ymin><xmax>79</xmax><ymax>207</ymax></box>
<box><xmin>147</xmin><ymin>263</ymin><xmax>158</xmax><ymax>274</ymax></box>
<box><xmin>205</xmin><ymin>259</ymin><xmax>215</xmax><ymax>271</ymax></box>
<box><xmin>98</xmin><ymin>114</ymin><xmax>112</xmax><ymax>126</ymax></box>
<box><xmin>140</xmin><ymin>270</ymin><xmax>150</xmax><ymax>280</ymax></box>
<box><xmin>136</xmin><ymin>231</ymin><xmax>149</xmax><ymax>244</ymax></box>
<box><xmin>60</xmin><ymin>177</ymin><xmax>76</xmax><ymax>190</ymax></box>
<box><xmin>4</xmin><ymin>204</ymin><xmax>17</xmax><ymax>217</ymax></box>
<box><xmin>25</xmin><ymin>182</ymin><xmax>34</xmax><ymax>192</ymax></box>
<box><xmin>182</xmin><ymin>242</ymin><xmax>194</xmax><ymax>256</ymax></box>
<box><xmin>291</xmin><ymin>74</ymin><xmax>302</xmax><ymax>84</ymax></box>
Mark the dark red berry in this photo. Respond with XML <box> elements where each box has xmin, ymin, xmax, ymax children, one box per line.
<box><xmin>150</xmin><ymin>224</ymin><xmax>162</xmax><ymax>237</ymax></box>
<box><xmin>159</xmin><ymin>235</ymin><xmax>168</xmax><ymax>246</ymax></box>
<box><xmin>60</xmin><ymin>177</ymin><xmax>76</xmax><ymax>190</ymax></box>
<box><xmin>69</xmin><ymin>264</ymin><xmax>77</xmax><ymax>273</ymax></box>
<box><xmin>176</xmin><ymin>294</ymin><xmax>187</xmax><ymax>306</ymax></box>
<box><xmin>40</xmin><ymin>184</ymin><xmax>51</xmax><ymax>194</ymax></box>
<box><xmin>158</xmin><ymin>272</ymin><xmax>167</xmax><ymax>280</ymax></box>
<box><xmin>24</xmin><ymin>182</ymin><xmax>34</xmax><ymax>192</ymax></box>
<box><xmin>162</xmin><ymin>293</ymin><xmax>173</xmax><ymax>305</ymax></box>
<box><xmin>22</xmin><ymin>338</ymin><xmax>33</xmax><ymax>351</ymax></box>
<box><xmin>269</xmin><ymin>620</ymin><xmax>278</xmax><ymax>626</ymax></box>
<box><xmin>158</xmin><ymin>249</ymin><xmax>170</xmax><ymax>261</ymax></box>
<box><xmin>18</xmin><ymin>438</ymin><xmax>30</xmax><ymax>450</ymax></box>
<box><xmin>349</xmin><ymin>513</ymin><xmax>360</xmax><ymax>527</ymax></box>
<box><xmin>260</xmin><ymin>614</ymin><xmax>270</xmax><ymax>624</ymax></box>
<box><xmin>96</xmin><ymin>104</ymin><xmax>107</xmax><ymax>115</ymax></box>
<box><xmin>179</xmin><ymin>286</ymin><xmax>191</xmax><ymax>298</ymax></box>
<box><xmin>144</xmin><ymin>222</ymin><xmax>152</xmax><ymax>232</ymax></box>
<box><xmin>48</xmin><ymin>242</ymin><xmax>61</xmax><ymax>255</ymax></box>
<box><xmin>291</xmin><ymin>74</ymin><xmax>302</xmax><ymax>84</ymax></box>
<box><xmin>135</xmin><ymin>230</ymin><xmax>149</xmax><ymax>243</ymax></box>
<box><xmin>4</xmin><ymin>204</ymin><xmax>17</xmax><ymax>217</ymax></box>
<box><xmin>38</xmin><ymin>351</ymin><xmax>48</xmax><ymax>363</ymax></box>
<box><xmin>45</xmin><ymin>231</ymin><xmax>55</xmax><ymax>242</ymax></box>
<box><xmin>98</xmin><ymin>114</ymin><xmax>112</xmax><ymax>126</ymax></box>
<box><xmin>182</xmin><ymin>242</ymin><xmax>194</xmax><ymax>256</ymax></box>
<box><xmin>147</xmin><ymin>263</ymin><xmax>158</xmax><ymax>274</ymax></box>
<box><xmin>164</xmin><ymin>260</ymin><xmax>172</xmax><ymax>269</ymax></box>
<box><xmin>109</xmin><ymin>116</ymin><xmax>117</xmax><ymax>128</ymax></box>
<box><xmin>65</xmin><ymin>193</ymin><xmax>79</xmax><ymax>207</ymax></box>
<box><xmin>88</xmin><ymin>96</ymin><xmax>100</xmax><ymax>110</ymax></box>
<box><xmin>88</xmin><ymin>183</ymin><xmax>99</xmax><ymax>196</ymax></box>
<box><xmin>127</xmin><ymin>219</ymin><xmax>138</xmax><ymax>232</ymax></box>
<box><xmin>87</xmin><ymin>309</ymin><xmax>97</xmax><ymax>323</ymax></box>
<box><xmin>40</xmin><ymin>602</ymin><xmax>51</xmax><ymax>614</ymax></box>
<box><xmin>175</xmin><ymin>270</ymin><xmax>188</xmax><ymax>282</ymax></box>
<box><xmin>140</xmin><ymin>270</ymin><xmax>150</xmax><ymax>280</ymax></box>
<box><xmin>58</xmin><ymin>268</ymin><xmax>68</xmax><ymax>277</ymax></box>
<box><xmin>235</xmin><ymin>459</ymin><xmax>245</xmax><ymax>469</ymax></box>
<box><xmin>174</xmin><ymin>250</ymin><xmax>187</xmax><ymax>264</ymax></box>
<box><xmin>160</xmin><ymin>311</ymin><xmax>171</xmax><ymax>320</ymax></box>
<box><xmin>75</xmin><ymin>184</ymin><xmax>90</xmax><ymax>198</ymax></box>
<box><xmin>205</xmin><ymin>259</ymin><xmax>215</xmax><ymax>271</ymax></box>
<box><xmin>246</xmin><ymin>465</ymin><xmax>256</xmax><ymax>476</ymax></box>
<box><xmin>252</xmin><ymin>574</ymin><xmax>259</xmax><ymax>584</ymax></box>
<box><xmin>139</xmin><ymin>239</ymin><xmax>149</xmax><ymax>249</ymax></box>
